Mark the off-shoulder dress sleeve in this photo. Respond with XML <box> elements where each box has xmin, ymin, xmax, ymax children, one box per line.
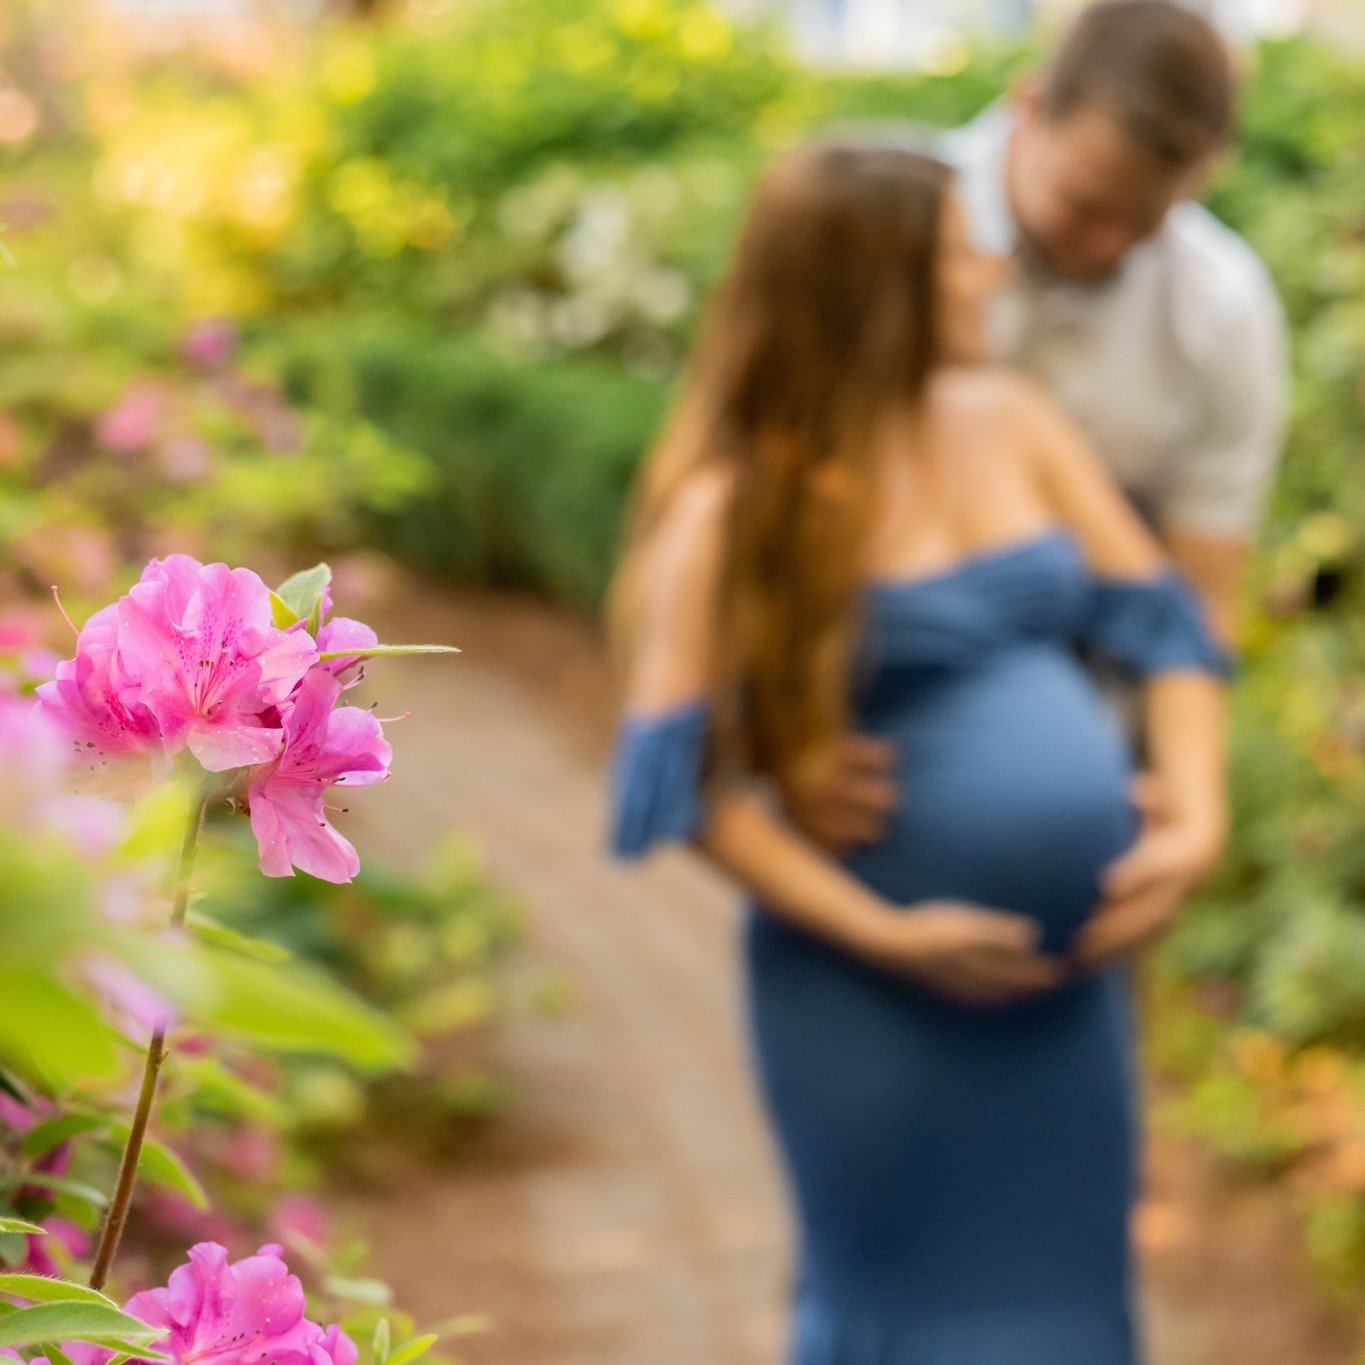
<box><xmin>607</xmin><ymin>696</ymin><xmax>711</xmax><ymax>860</ymax></box>
<box><xmin>1078</xmin><ymin>566</ymin><xmax>1233</xmax><ymax>680</ymax></box>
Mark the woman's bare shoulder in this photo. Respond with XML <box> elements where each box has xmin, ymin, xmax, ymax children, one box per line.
<box><xmin>622</xmin><ymin>461</ymin><xmax>736</xmax><ymax>707</ymax></box>
<box><xmin>928</xmin><ymin>365</ymin><xmax>1051</xmax><ymax>423</ymax></box>
<box><xmin>925</xmin><ymin>367</ymin><xmax>1051</xmax><ymax>481</ymax></box>
<box><xmin>639</xmin><ymin>461</ymin><xmax>736</xmax><ymax>599</ymax></box>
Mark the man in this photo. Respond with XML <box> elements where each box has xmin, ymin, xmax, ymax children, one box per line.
<box><xmin>788</xmin><ymin>0</ymin><xmax>1290</xmax><ymax>965</ymax></box>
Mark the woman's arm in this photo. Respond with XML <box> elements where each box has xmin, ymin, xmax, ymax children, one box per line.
<box><xmin>612</xmin><ymin>464</ymin><xmax>1065</xmax><ymax>1001</ymax></box>
<box><xmin>1066</xmin><ymin>672</ymin><xmax>1227</xmax><ymax>969</ymax></box>
<box><xmin>698</xmin><ymin>790</ymin><xmax>1065</xmax><ymax>1003</ymax></box>
<box><xmin>1015</xmin><ymin>378</ymin><xmax>1230</xmax><ymax>966</ymax></box>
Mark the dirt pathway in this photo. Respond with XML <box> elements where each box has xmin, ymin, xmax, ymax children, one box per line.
<box><xmin>339</xmin><ymin>583</ymin><xmax>789</xmax><ymax>1365</ymax></box>
<box><xmin>332</xmin><ymin>574</ymin><xmax>1354</xmax><ymax>1365</ymax></box>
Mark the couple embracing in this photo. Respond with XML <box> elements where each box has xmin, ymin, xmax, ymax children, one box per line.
<box><xmin>607</xmin><ymin>2</ymin><xmax>1287</xmax><ymax>1360</ymax></box>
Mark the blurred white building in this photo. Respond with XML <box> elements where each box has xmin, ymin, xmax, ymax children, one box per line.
<box><xmin>779</xmin><ymin>0</ymin><xmax>1320</xmax><ymax>66</ymax></box>
<box><xmin>101</xmin><ymin>0</ymin><xmax>253</xmax><ymax>13</ymax></box>
<box><xmin>97</xmin><ymin>0</ymin><xmax>1365</xmax><ymax>64</ymax></box>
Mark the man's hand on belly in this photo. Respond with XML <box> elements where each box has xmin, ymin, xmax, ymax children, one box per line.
<box><xmin>779</xmin><ymin>732</ymin><xmax>898</xmax><ymax>852</ymax></box>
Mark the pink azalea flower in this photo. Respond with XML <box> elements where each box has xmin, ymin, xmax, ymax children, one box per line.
<box><xmin>96</xmin><ymin>382</ymin><xmax>162</xmax><ymax>454</ymax></box>
<box><xmin>217</xmin><ymin>1124</ymin><xmax>280</xmax><ymax>1183</ymax></box>
<box><xmin>178</xmin><ymin>320</ymin><xmax>240</xmax><ymax>374</ymax></box>
<box><xmin>0</xmin><ymin>1090</ymin><xmax>33</xmax><ymax>1133</ymax></box>
<box><xmin>82</xmin><ymin>953</ymin><xmax>178</xmax><ymax>1045</ymax></box>
<box><xmin>0</xmin><ymin>683</ymin><xmax>67</xmax><ymax>792</ymax></box>
<box><xmin>4</xmin><ymin>1344</ymin><xmax>111</xmax><ymax>1365</ymax></box>
<box><xmin>114</xmin><ymin>556</ymin><xmax>316</xmax><ymax>769</ymax></box>
<box><xmin>34</xmin><ymin>603</ymin><xmax>168</xmax><ymax>770</ymax></box>
<box><xmin>267</xmin><ymin>1196</ymin><xmax>328</xmax><ymax>1258</ymax></box>
<box><xmin>122</xmin><ymin>1242</ymin><xmax>356</xmax><ymax>1365</ymax></box>
<box><xmin>37</xmin><ymin>556</ymin><xmax>323</xmax><ymax>777</ymax></box>
<box><xmin>0</xmin><ymin>683</ymin><xmax>126</xmax><ymax>847</ymax></box>
<box><xmin>40</xmin><ymin>793</ymin><xmax>127</xmax><ymax>858</ymax></box>
<box><xmin>18</xmin><ymin>647</ymin><xmax>63</xmax><ymax>685</ymax></box>
<box><xmin>311</xmin><ymin>1325</ymin><xmax>357</xmax><ymax>1365</ymax></box>
<box><xmin>247</xmin><ymin>671</ymin><xmax>390</xmax><ymax>884</ymax></box>
<box><xmin>21</xmin><ymin>1215</ymin><xmax>90</xmax><ymax>1277</ymax></box>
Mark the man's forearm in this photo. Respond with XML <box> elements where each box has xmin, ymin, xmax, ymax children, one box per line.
<box><xmin>1164</xmin><ymin>528</ymin><xmax>1252</xmax><ymax>647</ymax></box>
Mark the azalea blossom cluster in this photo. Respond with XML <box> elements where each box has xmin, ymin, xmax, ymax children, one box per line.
<box><xmin>3</xmin><ymin>1242</ymin><xmax>355</xmax><ymax>1365</ymax></box>
<box><xmin>35</xmin><ymin>555</ymin><xmax>391</xmax><ymax>884</ymax></box>
<box><xmin>120</xmin><ymin>1242</ymin><xmax>356</xmax><ymax>1365</ymax></box>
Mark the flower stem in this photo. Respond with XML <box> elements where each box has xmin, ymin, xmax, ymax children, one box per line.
<box><xmin>88</xmin><ymin>786</ymin><xmax>211</xmax><ymax>1292</ymax></box>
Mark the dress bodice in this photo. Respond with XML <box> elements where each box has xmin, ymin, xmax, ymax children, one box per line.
<box><xmin>854</xmin><ymin>528</ymin><xmax>1089</xmax><ymax>700</ymax></box>
<box><xmin>608</xmin><ymin>525</ymin><xmax>1230</xmax><ymax>860</ymax></box>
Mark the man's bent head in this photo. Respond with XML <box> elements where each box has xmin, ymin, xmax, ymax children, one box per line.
<box><xmin>1006</xmin><ymin>0</ymin><xmax>1237</xmax><ymax>285</ymax></box>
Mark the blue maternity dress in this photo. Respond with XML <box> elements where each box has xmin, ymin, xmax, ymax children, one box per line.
<box><xmin>607</xmin><ymin>526</ymin><xmax>1229</xmax><ymax>1364</ymax></box>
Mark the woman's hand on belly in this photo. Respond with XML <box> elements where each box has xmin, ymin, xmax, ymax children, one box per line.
<box><xmin>860</xmin><ymin>900</ymin><xmax>1070</xmax><ymax>1006</ymax></box>
<box><xmin>1069</xmin><ymin>793</ymin><xmax>1228</xmax><ymax>971</ymax></box>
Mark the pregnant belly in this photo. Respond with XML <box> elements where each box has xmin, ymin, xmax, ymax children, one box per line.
<box><xmin>843</xmin><ymin>646</ymin><xmax>1141</xmax><ymax>955</ymax></box>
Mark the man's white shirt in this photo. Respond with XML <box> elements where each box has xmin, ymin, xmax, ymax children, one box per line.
<box><xmin>937</xmin><ymin>103</ymin><xmax>1290</xmax><ymax>540</ymax></box>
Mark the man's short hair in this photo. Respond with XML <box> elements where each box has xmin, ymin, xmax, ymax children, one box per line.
<box><xmin>1042</xmin><ymin>0</ymin><xmax>1237</xmax><ymax>169</ymax></box>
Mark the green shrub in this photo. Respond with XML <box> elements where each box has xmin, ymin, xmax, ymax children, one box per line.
<box><xmin>278</xmin><ymin>323</ymin><xmax>668</xmax><ymax>608</ymax></box>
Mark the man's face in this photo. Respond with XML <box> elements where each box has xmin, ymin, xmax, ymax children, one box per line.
<box><xmin>1005</xmin><ymin>88</ymin><xmax>1212</xmax><ymax>285</ymax></box>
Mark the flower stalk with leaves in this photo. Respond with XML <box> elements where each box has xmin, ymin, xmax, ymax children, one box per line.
<box><xmin>28</xmin><ymin>554</ymin><xmax>455</xmax><ymax>1311</ymax></box>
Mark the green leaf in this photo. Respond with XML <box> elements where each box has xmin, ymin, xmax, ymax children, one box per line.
<box><xmin>102</xmin><ymin>1351</ymin><xmax>174</xmax><ymax>1365</ymax></box>
<box><xmin>270</xmin><ymin>591</ymin><xmax>301</xmax><ymax>628</ymax></box>
<box><xmin>372</xmin><ymin>1317</ymin><xmax>391</xmax><ymax>1364</ymax></box>
<box><xmin>0</xmin><ymin>1219</ymin><xmax>46</xmax><ymax>1238</ymax></box>
<box><xmin>0</xmin><ymin>975</ymin><xmax>121</xmax><ymax>1088</ymax></box>
<box><xmin>0</xmin><ymin>1302</ymin><xmax>161</xmax><ymax>1349</ymax></box>
<box><xmin>384</xmin><ymin>1333</ymin><xmax>439</xmax><ymax>1365</ymax></box>
<box><xmin>43</xmin><ymin>1345</ymin><xmax>77</xmax><ymax>1365</ymax></box>
<box><xmin>321</xmin><ymin>1276</ymin><xmax>392</xmax><ymax>1306</ymax></box>
<box><xmin>0</xmin><ymin>1275</ymin><xmax>119</xmax><ymax>1309</ymax></box>
<box><xmin>428</xmin><ymin>1313</ymin><xmax>490</xmax><ymax>1338</ymax></box>
<box><xmin>0</xmin><ymin>832</ymin><xmax>93</xmax><ymax>971</ymax></box>
<box><xmin>316</xmin><ymin>644</ymin><xmax>460</xmax><ymax>661</ymax></box>
<box><xmin>190</xmin><ymin>947</ymin><xmax>413</xmax><ymax>1072</ymax></box>
<box><xmin>21</xmin><ymin>1115</ymin><xmax>109</xmax><ymax>1163</ymax></box>
<box><xmin>186</xmin><ymin>912</ymin><xmax>293</xmax><ymax>964</ymax></box>
<box><xmin>170</xmin><ymin>1056</ymin><xmax>283</xmax><ymax>1124</ymax></box>
<box><xmin>117</xmin><ymin>781</ymin><xmax>199</xmax><ymax>866</ymax></box>
<box><xmin>0</xmin><ymin>1174</ymin><xmax>109</xmax><ymax>1209</ymax></box>
<box><xmin>276</xmin><ymin>564</ymin><xmax>332</xmax><ymax>631</ymax></box>
<box><xmin>116</xmin><ymin>1130</ymin><xmax>208</xmax><ymax>1211</ymax></box>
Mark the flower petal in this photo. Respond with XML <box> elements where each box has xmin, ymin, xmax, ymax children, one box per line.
<box><xmin>187</xmin><ymin>720</ymin><xmax>283</xmax><ymax>773</ymax></box>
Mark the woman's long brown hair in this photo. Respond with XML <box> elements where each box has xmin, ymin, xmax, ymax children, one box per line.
<box><xmin>610</xmin><ymin>139</ymin><xmax>953</xmax><ymax>786</ymax></box>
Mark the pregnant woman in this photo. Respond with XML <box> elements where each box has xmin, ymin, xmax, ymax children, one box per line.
<box><xmin>606</xmin><ymin>141</ymin><xmax>1229</xmax><ymax>1362</ymax></box>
